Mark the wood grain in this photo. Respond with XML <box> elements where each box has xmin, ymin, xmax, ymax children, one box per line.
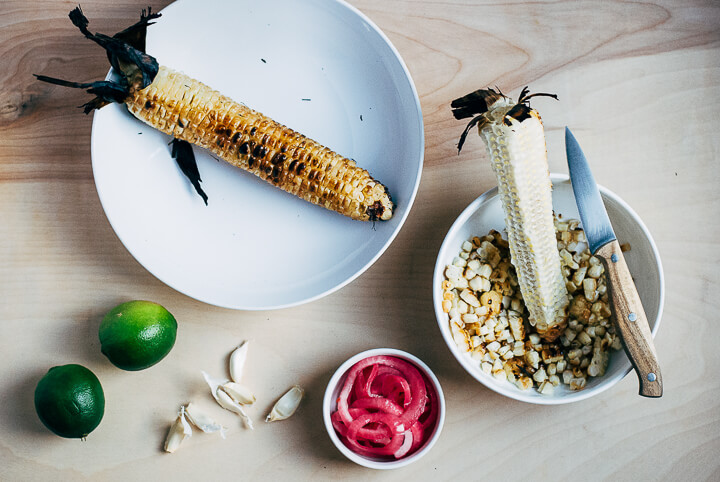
<box><xmin>597</xmin><ymin>240</ymin><xmax>662</xmax><ymax>398</ymax></box>
<box><xmin>1</xmin><ymin>0</ymin><xmax>719</xmax><ymax>480</ymax></box>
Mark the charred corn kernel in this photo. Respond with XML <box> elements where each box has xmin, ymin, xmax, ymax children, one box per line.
<box><xmin>459</xmin><ymin>251</ymin><xmax>469</xmax><ymax>260</ymax></box>
<box><xmin>464</xmin><ymin>267</ymin><xmax>477</xmax><ymax>280</ymax></box>
<box><xmin>583</xmin><ymin>278</ymin><xmax>597</xmax><ymax>302</ymax></box>
<box><xmin>516</xmin><ymin>376</ymin><xmax>533</xmax><ymax>391</ymax></box>
<box><xmin>573</xmin><ymin>266</ymin><xmax>588</xmax><ymax>285</ymax></box>
<box><xmin>462</xmin><ymin>313</ymin><xmax>479</xmax><ymax>324</ymax></box>
<box><xmin>562</xmin><ymin>370</ymin><xmax>573</xmax><ymax>385</ymax></box>
<box><xmin>471</xmin><ymin>236</ymin><xmax>483</xmax><ymax>248</ymax></box>
<box><xmin>577</xmin><ymin>330</ymin><xmax>593</xmax><ymax>346</ymax></box>
<box><xmin>478</xmin><ymin>264</ymin><xmax>493</xmax><ymax>279</ymax></box>
<box><xmin>461</xmin><ymin>240</ymin><xmax>473</xmax><ymax>252</ymax></box>
<box><xmin>481</xmin><ymin>362</ymin><xmax>492</xmax><ymax>374</ymax></box>
<box><xmin>570</xmin><ymin>377</ymin><xmax>587</xmax><ymax>390</ymax></box>
<box><xmin>597</xmin><ymin>282</ymin><xmax>607</xmax><ymax>296</ymax></box>
<box><xmin>480</xmin><ymin>291</ymin><xmax>502</xmax><ymax>311</ymax></box>
<box><xmin>452</xmin><ymin>257</ymin><xmax>467</xmax><ymax>268</ymax></box>
<box><xmin>498</xmin><ymin>329</ymin><xmax>512</xmax><ymax>342</ymax></box>
<box><xmin>486</xmin><ymin>341</ymin><xmax>501</xmax><ymax>353</ymax></box>
<box><xmin>470</xmin><ymin>276</ymin><xmax>491</xmax><ymax>292</ymax></box>
<box><xmin>525</xmin><ymin>350</ymin><xmax>540</xmax><ymax>369</ymax></box>
<box><xmin>130</xmin><ymin>67</ymin><xmax>392</xmax><ymax>221</ymax></box>
<box><xmin>441</xmin><ymin>280</ymin><xmax>453</xmax><ymax>291</ymax></box>
<box><xmin>451</xmin><ymin>324</ymin><xmax>470</xmax><ymax>351</ymax></box>
<box><xmin>445</xmin><ymin>265</ymin><xmax>462</xmax><ymax>279</ymax></box>
<box><xmin>533</xmin><ymin>367</ymin><xmax>548</xmax><ymax>383</ymax></box>
<box><xmin>443</xmin><ymin>291</ymin><xmax>454</xmax><ymax>301</ymax></box>
<box><xmin>460</xmin><ymin>289</ymin><xmax>480</xmax><ymax>308</ymax></box>
<box><xmin>442</xmin><ymin>300</ymin><xmax>452</xmax><ymax>313</ymax></box>
<box><xmin>566</xmin><ymin>281</ymin><xmax>578</xmax><ymax>294</ymax></box>
<box><xmin>538</xmin><ymin>381</ymin><xmax>554</xmax><ymax>395</ymax></box>
<box><xmin>508</xmin><ymin>315</ymin><xmax>525</xmax><ymax>341</ymax></box>
<box><xmin>503</xmin><ymin>364</ymin><xmax>517</xmax><ymax>383</ymax></box>
<box><xmin>588</xmin><ymin>264</ymin><xmax>604</xmax><ymax>279</ymax></box>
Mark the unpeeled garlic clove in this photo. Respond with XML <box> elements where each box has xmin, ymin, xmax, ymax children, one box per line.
<box><xmin>221</xmin><ymin>382</ymin><xmax>256</xmax><ymax>405</ymax></box>
<box><xmin>164</xmin><ymin>406</ymin><xmax>192</xmax><ymax>453</ymax></box>
<box><xmin>229</xmin><ymin>341</ymin><xmax>249</xmax><ymax>383</ymax></box>
<box><xmin>185</xmin><ymin>403</ymin><xmax>227</xmax><ymax>439</ymax></box>
<box><xmin>216</xmin><ymin>387</ymin><xmax>254</xmax><ymax>430</ymax></box>
<box><xmin>265</xmin><ymin>385</ymin><xmax>305</xmax><ymax>422</ymax></box>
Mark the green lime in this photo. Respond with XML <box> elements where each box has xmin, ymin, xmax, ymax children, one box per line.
<box><xmin>99</xmin><ymin>300</ymin><xmax>177</xmax><ymax>371</ymax></box>
<box><xmin>34</xmin><ymin>364</ymin><xmax>105</xmax><ymax>439</ymax></box>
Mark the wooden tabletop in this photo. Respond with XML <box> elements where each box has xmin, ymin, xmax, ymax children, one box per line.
<box><xmin>2</xmin><ymin>0</ymin><xmax>719</xmax><ymax>480</ymax></box>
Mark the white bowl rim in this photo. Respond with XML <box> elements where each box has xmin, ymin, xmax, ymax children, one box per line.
<box><xmin>433</xmin><ymin>173</ymin><xmax>665</xmax><ymax>405</ymax></box>
<box><xmin>322</xmin><ymin>348</ymin><xmax>446</xmax><ymax>469</ymax></box>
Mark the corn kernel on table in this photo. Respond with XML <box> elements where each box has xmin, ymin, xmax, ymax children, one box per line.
<box><xmin>2</xmin><ymin>0</ymin><xmax>718</xmax><ymax>480</ymax></box>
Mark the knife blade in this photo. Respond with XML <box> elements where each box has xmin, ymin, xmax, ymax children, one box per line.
<box><xmin>565</xmin><ymin>127</ymin><xmax>662</xmax><ymax>398</ymax></box>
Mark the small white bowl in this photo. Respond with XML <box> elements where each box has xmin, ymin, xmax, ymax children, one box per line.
<box><xmin>323</xmin><ymin>348</ymin><xmax>445</xmax><ymax>469</ymax></box>
<box><xmin>433</xmin><ymin>174</ymin><xmax>664</xmax><ymax>404</ymax></box>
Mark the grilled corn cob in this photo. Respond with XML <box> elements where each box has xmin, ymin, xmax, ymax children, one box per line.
<box><xmin>130</xmin><ymin>67</ymin><xmax>393</xmax><ymax>221</ymax></box>
<box><xmin>35</xmin><ymin>7</ymin><xmax>393</xmax><ymax>222</ymax></box>
<box><xmin>452</xmin><ymin>88</ymin><xmax>568</xmax><ymax>340</ymax></box>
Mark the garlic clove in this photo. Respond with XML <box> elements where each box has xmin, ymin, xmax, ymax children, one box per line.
<box><xmin>265</xmin><ymin>385</ymin><xmax>305</xmax><ymax>423</ymax></box>
<box><xmin>216</xmin><ymin>388</ymin><xmax>254</xmax><ymax>430</ymax></box>
<box><xmin>201</xmin><ymin>370</ymin><xmax>228</xmax><ymax>404</ymax></box>
<box><xmin>164</xmin><ymin>406</ymin><xmax>192</xmax><ymax>453</ymax></box>
<box><xmin>185</xmin><ymin>403</ymin><xmax>227</xmax><ymax>439</ymax></box>
<box><xmin>229</xmin><ymin>341</ymin><xmax>249</xmax><ymax>383</ymax></box>
<box><xmin>221</xmin><ymin>382</ymin><xmax>256</xmax><ymax>405</ymax></box>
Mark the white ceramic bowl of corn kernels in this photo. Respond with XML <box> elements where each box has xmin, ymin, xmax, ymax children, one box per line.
<box><xmin>433</xmin><ymin>174</ymin><xmax>664</xmax><ymax>404</ymax></box>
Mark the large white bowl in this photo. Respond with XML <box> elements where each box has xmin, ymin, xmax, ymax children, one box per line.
<box><xmin>323</xmin><ymin>348</ymin><xmax>446</xmax><ymax>469</ymax></box>
<box><xmin>433</xmin><ymin>174</ymin><xmax>664</xmax><ymax>404</ymax></box>
<box><xmin>91</xmin><ymin>0</ymin><xmax>423</xmax><ymax>310</ymax></box>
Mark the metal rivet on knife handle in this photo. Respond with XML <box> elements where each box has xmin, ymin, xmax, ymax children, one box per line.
<box><xmin>611</xmin><ymin>253</ymin><xmax>618</xmax><ymax>263</ymax></box>
<box><xmin>647</xmin><ymin>373</ymin><xmax>657</xmax><ymax>382</ymax></box>
<box><xmin>628</xmin><ymin>312</ymin><xmax>637</xmax><ymax>322</ymax></box>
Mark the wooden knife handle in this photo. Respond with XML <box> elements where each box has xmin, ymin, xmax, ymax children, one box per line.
<box><xmin>596</xmin><ymin>240</ymin><xmax>663</xmax><ymax>398</ymax></box>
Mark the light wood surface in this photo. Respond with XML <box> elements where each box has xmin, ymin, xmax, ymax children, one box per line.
<box><xmin>2</xmin><ymin>0</ymin><xmax>719</xmax><ymax>480</ymax></box>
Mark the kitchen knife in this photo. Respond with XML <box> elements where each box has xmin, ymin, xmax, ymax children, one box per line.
<box><xmin>565</xmin><ymin>127</ymin><xmax>662</xmax><ymax>398</ymax></box>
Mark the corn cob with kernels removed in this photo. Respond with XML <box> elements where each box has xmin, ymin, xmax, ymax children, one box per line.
<box><xmin>35</xmin><ymin>7</ymin><xmax>393</xmax><ymax>222</ymax></box>
<box><xmin>452</xmin><ymin>88</ymin><xmax>568</xmax><ymax>341</ymax></box>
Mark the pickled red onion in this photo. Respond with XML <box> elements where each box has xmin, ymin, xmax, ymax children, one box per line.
<box><xmin>331</xmin><ymin>355</ymin><xmax>438</xmax><ymax>460</ymax></box>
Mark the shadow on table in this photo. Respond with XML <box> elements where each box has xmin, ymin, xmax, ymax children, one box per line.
<box><xmin>4</xmin><ymin>368</ymin><xmax>60</xmax><ymax>439</ymax></box>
